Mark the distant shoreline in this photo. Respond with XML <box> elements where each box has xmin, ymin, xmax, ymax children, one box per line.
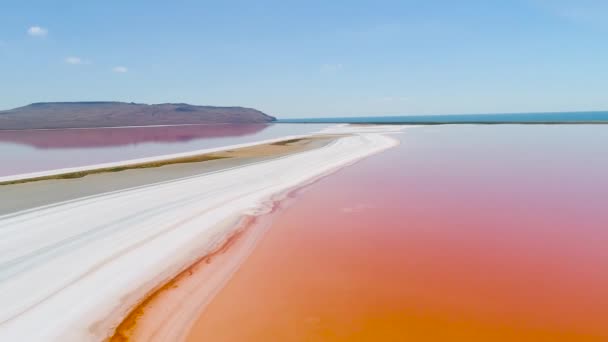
<box><xmin>279</xmin><ymin>121</ymin><xmax>608</xmax><ymax>125</ymax></box>
<box><xmin>277</xmin><ymin>110</ymin><xmax>608</xmax><ymax>125</ymax></box>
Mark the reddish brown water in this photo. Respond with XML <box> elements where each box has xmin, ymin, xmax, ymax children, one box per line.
<box><xmin>188</xmin><ymin>125</ymin><xmax>608</xmax><ymax>341</ymax></box>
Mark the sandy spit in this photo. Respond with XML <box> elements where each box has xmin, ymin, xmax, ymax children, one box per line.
<box><xmin>0</xmin><ymin>125</ymin><xmax>405</xmax><ymax>341</ymax></box>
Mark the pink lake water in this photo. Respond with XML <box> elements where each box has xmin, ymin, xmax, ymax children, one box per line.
<box><xmin>189</xmin><ymin>124</ymin><xmax>608</xmax><ymax>341</ymax></box>
<box><xmin>0</xmin><ymin>123</ymin><xmax>328</xmax><ymax>176</ymax></box>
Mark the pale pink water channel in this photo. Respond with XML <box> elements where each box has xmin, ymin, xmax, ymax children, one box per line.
<box><xmin>0</xmin><ymin>123</ymin><xmax>327</xmax><ymax>176</ymax></box>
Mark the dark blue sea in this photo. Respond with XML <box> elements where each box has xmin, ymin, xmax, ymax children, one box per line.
<box><xmin>278</xmin><ymin>111</ymin><xmax>608</xmax><ymax>124</ymax></box>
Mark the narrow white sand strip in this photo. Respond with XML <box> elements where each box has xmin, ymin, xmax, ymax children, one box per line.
<box><xmin>0</xmin><ymin>134</ymin><xmax>311</xmax><ymax>184</ymax></box>
<box><xmin>318</xmin><ymin>123</ymin><xmax>410</xmax><ymax>135</ymax></box>
<box><xmin>0</xmin><ymin>127</ymin><xmax>403</xmax><ymax>341</ymax></box>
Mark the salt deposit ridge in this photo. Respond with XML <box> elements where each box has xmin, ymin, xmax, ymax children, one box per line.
<box><xmin>0</xmin><ymin>125</ymin><xmax>404</xmax><ymax>341</ymax></box>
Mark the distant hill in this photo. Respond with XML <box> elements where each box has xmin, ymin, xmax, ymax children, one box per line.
<box><xmin>0</xmin><ymin>102</ymin><xmax>276</xmax><ymax>130</ymax></box>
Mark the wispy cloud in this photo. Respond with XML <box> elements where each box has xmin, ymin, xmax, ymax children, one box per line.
<box><xmin>112</xmin><ymin>66</ymin><xmax>128</xmax><ymax>73</ymax></box>
<box><xmin>320</xmin><ymin>63</ymin><xmax>343</xmax><ymax>73</ymax></box>
<box><xmin>27</xmin><ymin>26</ymin><xmax>48</xmax><ymax>37</ymax></box>
<box><xmin>534</xmin><ymin>0</ymin><xmax>608</xmax><ymax>28</ymax></box>
<box><xmin>334</xmin><ymin>23</ymin><xmax>404</xmax><ymax>44</ymax></box>
<box><xmin>65</xmin><ymin>56</ymin><xmax>91</xmax><ymax>65</ymax></box>
<box><xmin>378</xmin><ymin>96</ymin><xmax>409</xmax><ymax>102</ymax></box>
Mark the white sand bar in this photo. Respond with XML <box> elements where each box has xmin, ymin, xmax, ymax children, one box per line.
<box><xmin>0</xmin><ymin>134</ymin><xmax>311</xmax><ymax>184</ymax></box>
<box><xmin>0</xmin><ymin>126</ymin><xmax>403</xmax><ymax>341</ymax></box>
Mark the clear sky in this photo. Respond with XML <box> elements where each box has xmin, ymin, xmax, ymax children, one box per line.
<box><xmin>1</xmin><ymin>0</ymin><xmax>607</xmax><ymax>118</ymax></box>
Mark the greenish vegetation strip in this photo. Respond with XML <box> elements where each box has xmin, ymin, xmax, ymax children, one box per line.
<box><xmin>0</xmin><ymin>154</ymin><xmax>229</xmax><ymax>186</ymax></box>
<box><xmin>270</xmin><ymin>138</ymin><xmax>305</xmax><ymax>146</ymax></box>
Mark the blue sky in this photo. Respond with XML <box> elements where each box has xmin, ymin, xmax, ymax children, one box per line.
<box><xmin>1</xmin><ymin>0</ymin><xmax>607</xmax><ymax>117</ymax></box>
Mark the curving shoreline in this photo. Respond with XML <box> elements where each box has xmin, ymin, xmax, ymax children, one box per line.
<box><xmin>109</xmin><ymin>130</ymin><xmax>403</xmax><ymax>341</ymax></box>
<box><xmin>0</xmin><ymin>125</ymin><xmax>405</xmax><ymax>341</ymax></box>
<box><xmin>110</xmin><ymin>212</ymin><xmax>269</xmax><ymax>342</ymax></box>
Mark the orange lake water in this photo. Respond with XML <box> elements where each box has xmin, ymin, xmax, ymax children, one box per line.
<box><xmin>187</xmin><ymin>125</ymin><xmax>608</xmax><ymax>341</ymax></box>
